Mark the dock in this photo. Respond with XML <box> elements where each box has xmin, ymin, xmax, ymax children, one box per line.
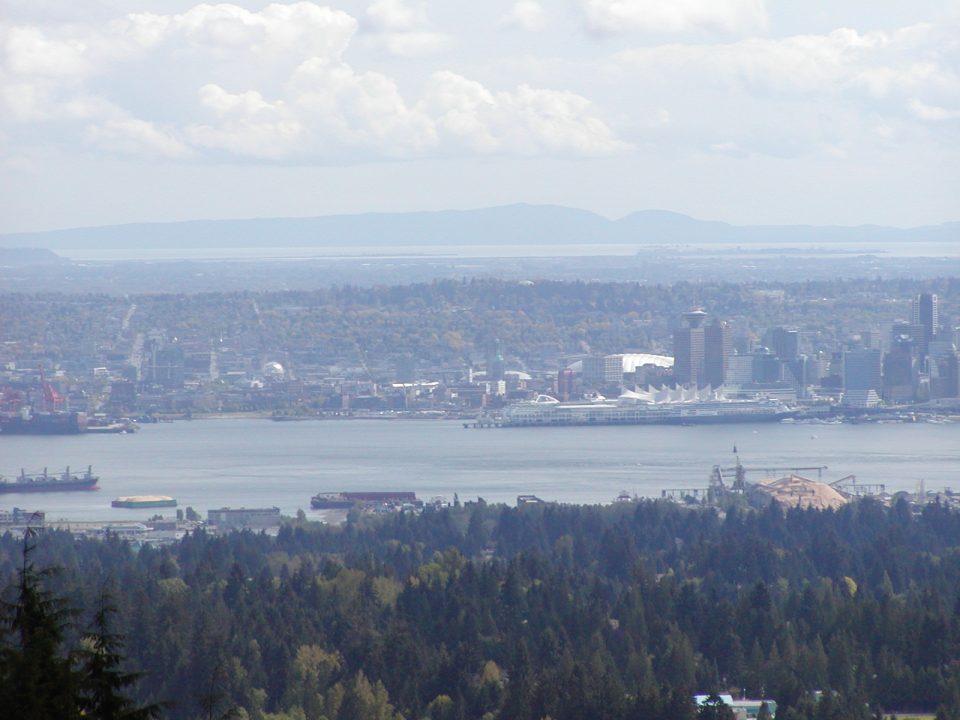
<box><xmin>463</xmin><ymin>417</ymin><xmax>501</xmax><ymax>428</ymax></box>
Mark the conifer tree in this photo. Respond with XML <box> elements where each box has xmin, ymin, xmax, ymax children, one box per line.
<box><xmin>78</xmin><ymin>588</ymin><xmax>161</xmax><ymax>720</ymax></box>
<box><xmin>0</xmin><ymin>528</ymin><xmax>82</xmax><ymax>720</ymax></box>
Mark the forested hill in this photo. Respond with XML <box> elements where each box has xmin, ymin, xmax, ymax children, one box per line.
<box><xmin>2</xmin><ymin>499</ymin><xmax>960</xmax><ymax>720</ymax></box>
<box><xmin>2</xmin><ymin>204</ymin><xmax>958</xmax><ymax>251</ymax></box>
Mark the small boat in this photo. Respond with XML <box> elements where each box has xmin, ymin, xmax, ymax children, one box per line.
<box><xmin>85</xmin><ymin>418</ymin><xmax>138</xmax><ymax>433</ymax></box>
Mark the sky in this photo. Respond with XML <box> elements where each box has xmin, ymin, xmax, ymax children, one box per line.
<box><xmin>0</xmin><ymin>0</ymin><xmax>958</xmax><ymax>233</ymax></box>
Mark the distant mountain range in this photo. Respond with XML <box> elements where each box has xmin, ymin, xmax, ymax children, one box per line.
<box><xmin>1</xmin><ymin>204</ymin><xmax>957</xmax><ymax>251</ymax></box>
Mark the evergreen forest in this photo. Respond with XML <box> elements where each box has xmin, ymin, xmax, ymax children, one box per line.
<box><xmin>2</xmin><ymin>498</ymin><xmax>960</xmax><ymax>720</ymax></box>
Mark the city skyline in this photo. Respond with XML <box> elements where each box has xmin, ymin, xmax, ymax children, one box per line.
<box><xmin>1</xmin><ymin>0</ymin><xmax>958</xmax><ymax>234</ymax></box>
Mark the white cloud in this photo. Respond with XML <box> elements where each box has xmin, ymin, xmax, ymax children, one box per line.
<box><xmin>875</xmin><ymin>123</ymin><xmax>895</xmax><ymax>140</ymax></box>
<box><xmin>422</xmin><ymin>71</ymin><xmax>626</xmax><ymax>155</ymax></box>
<box><xmin>0</xmin><ymin>77</ymin><xmax>45</xmax><ymax>122</ymax></box>
<box><xmin>0</xmin><ymin>3</ymin><xmax>359</xmax><ymax>123</ymax></box>
<box><xmin>599</xmin><ymin>19</ymin><xmax>959</xmax><ymax>160</ymax></box>
<box><xmin>615</xmin><ymin>24</ymin><xmax>958</xmax><ymax>110</ymax></box>
<box><xmin>0</xmin><ymin>24</ymin><xmax>98</xmax><ymax>122</ymax></box>
<box><xmin>289</xmin><ymin>57</ymin><xmax>437</xmax><ymax>155</ymax></box>
<box><xmin>4</xmin><ymin>26</ymin><xmax>93</xmax><ymax>79</ymax></box>
<box><xmin>187</xmin><ymin>118</ymin><xmax>305</xmax><ymax>159</ymax></box>
<box><xmin>376</xmin><ymin>31</ymin><xmax>453</xmax><ymax>58</ymax></box>
<box><xmin>500</xmin><ymin>1</ymin><xmax>547</xmax><ymax>33</ymax></box>
<box><xmin>86</xmin><ymin>117</ymin><xmax>190</xmax><ymax>158</ymax></box>
<box><xmin>172</xmin><ymin>3</ymin><xmax>356</xmax><ymax>60</ymax></box>
<box><xmin>617</xmin><ymin>31</ymin><xmax>857</xmax><ymax>93</ymax></box>
<box><xmin>198</xmin><ymin>84</ymin><xmax>281</xmax><ymax>118</ymax></box>
<box><xmin>188</xmin><ymin>85</ymin><xmax>303</xmax><ymax>158</ymax></box>
<box><xmin>420</xmin><ymin>72</ymin><xmax>498</xmax><ymax>152</ymax></box>
<box><xmin>0</xmin><ymin>2</ymin><xmax>624</xmax><ymax>162</ymax></box>
<box><xmin>0</xmin><ymin>1</ymin><xmax>956</xmax><ymax>232</ymax></box>
<box><xmin>362</xmin><ymin>0</ymin><xmax>453</xmax><ymax>57</ymax></box>
<box><xmin>582</xmin><ymin>0</ymin><xmax>769</xmax><ymax>35</ymax></box>
<box><xmin>908</xmin><ymin>98</ymin><xmax>960</xmax><ymax>120</ymax></box>
<box><xmin>365</xmin><ymin>0</ymin><xmax>421</xmax><ymax>32</ymax></box>
<box><xmin>6</xmin><ymin>1</ymin><xmax>948</xmax><ymax>177</ymax></box>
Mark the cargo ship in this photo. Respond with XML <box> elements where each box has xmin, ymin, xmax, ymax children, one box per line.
<box><xmin>311</xmin><ymin>491</ymin><xmax>419</xmax><ymax>509</ymax></box>
<box><xmin>500</xmin><ymin>387</ymin><xmax>796</xmax><ymax>427</ymax></box>
<box><xmin>112</xmin><ymin>495</ymin><xmax>177</xmax><ymax>509</ymax></box>
<box><xmin>0</xmin><ymin>409</ymin><xmax>87</xmax><ymax>435</ymax></box>
<box><xmin>0</xmin><ymin>465</ymin><xmax>99</xmax><ymax>493</ymax></box>
<box><xmin>0</xmin><ymin>371</ymin><xmax>87</xmax><ymax>435</ymax></box>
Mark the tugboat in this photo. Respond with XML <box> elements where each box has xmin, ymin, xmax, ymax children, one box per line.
<box><xmin>0</xmin><ymin>466</ymin><xmax>99</xmax><ymax>493</ymax></box>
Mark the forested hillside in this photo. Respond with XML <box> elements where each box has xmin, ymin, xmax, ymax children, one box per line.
<box><xmin>2</xmin><ymin>499</ymin><xmax>960</xmax><ymax>719</ymax></box>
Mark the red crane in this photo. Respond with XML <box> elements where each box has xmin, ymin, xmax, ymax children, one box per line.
<box><xmin>39</xmin><ymin>369</ymin><xmax>64</xmax><ymax>410</ymax></box>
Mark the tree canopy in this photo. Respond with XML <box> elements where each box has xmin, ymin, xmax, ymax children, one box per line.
<box><xmin>2</xmin><ymin>498</ymin><xmax>960</xmax><ymax>719</ymax></box>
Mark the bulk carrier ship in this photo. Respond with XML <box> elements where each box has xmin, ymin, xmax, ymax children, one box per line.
<box><xmin>0</xmin><ymin>466</ymin><xmax>99</xmax><ymax>493</ymax></box>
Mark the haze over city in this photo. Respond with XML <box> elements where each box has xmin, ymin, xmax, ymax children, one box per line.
<box><xmin>2</xmin><ymin>3</ymin><xmax>960</xmax><ymax>720</ymax></box>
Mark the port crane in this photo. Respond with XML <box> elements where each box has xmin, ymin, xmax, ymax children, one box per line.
<box><xmin>710</xmin><ymin>455</ymin><xmax>829</xmax><ymax>494</ymax></box>
<box><xmin>39</xmin><ymin>369</ymin><xmax>63</xmax><ymax>410</ymax></box>
<box><xmin>661</xmin><ymin>460</ymin><xmax>831</xmax><ymax>505</ymax></box>
<box><xmin>665</xmin><ymin>446</ymin><xmax>885</xmax><ymax>505</ymax></box>
<box><xmin>828</xmin><ymin>474</ymin><xmax>886</xmax><ymax>497</ymax></box>
<box><xmin>1</xmin><ymin>370</ymin><xmax>63</xmax><ymax>413</ymax></box>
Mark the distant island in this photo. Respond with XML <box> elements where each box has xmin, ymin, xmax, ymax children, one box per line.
<box><xmin>1</xmin><ymin>204</ymin><xmax>957</xmax><ymax>252</ymax></box>
<box><xmin>0</xmin><ymin>247</ymin><xmax>63</xmax><ymax>266</ymax></box>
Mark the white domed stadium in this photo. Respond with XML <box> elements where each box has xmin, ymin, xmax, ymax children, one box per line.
<box><xmin>262</xmin><ymin>361</ymin><xmax>285</xmax><ymax>380</ymax></box>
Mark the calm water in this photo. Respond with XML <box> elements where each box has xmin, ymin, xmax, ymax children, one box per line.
<box><xmin>69</xmin><ymin>240</ymin><xmax>960</xmax><ymax>262</ymax></box>
<box><xmin>1</xmin><ymin>419</ymin><xmax>957</xmax><ymax>521</ymax></box>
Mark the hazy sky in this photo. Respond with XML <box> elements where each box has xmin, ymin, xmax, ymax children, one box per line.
<box><xmin>1</xmin><ymin>0</ymin><xmax>957</xmax><ymax>233</ymax></box>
